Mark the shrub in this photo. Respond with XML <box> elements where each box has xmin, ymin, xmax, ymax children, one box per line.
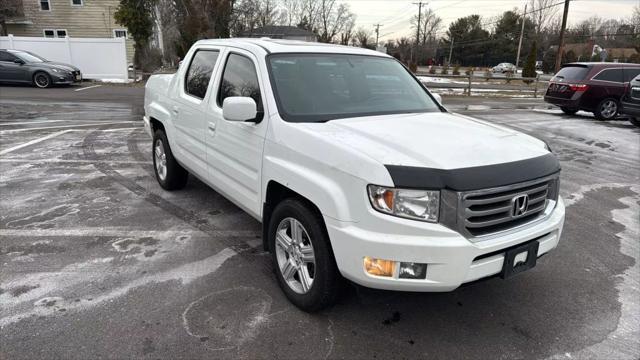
<box><xmin>452</xmin><ymin>65</ymin><xmax>460</xmax><ymax>75</ymax></box>
<box><xmin>440</xmin><ymin>66</ymin><xmax>449</xmax><ymax>75</ymax></box>
<box><xmin>484</xmin><ymin>68</ymin><xmax>492</xmax><ymax>80</ymax></box>
<box><xmin>409</xmin><ymin>61</ymin><xmax>418</xmax><ymax>73</ymax></box>
<box><xmin>429</xmin><ymin>66</ymin><xmax>437</xmax><ymax>74</ymax></box>
<box><xmin>522</xmin><ymin>41</ymin><xmax>538</xmax><ymax>84</ymax></box>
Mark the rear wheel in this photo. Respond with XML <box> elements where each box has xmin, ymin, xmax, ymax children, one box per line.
<box><xmin>560</xmin><ymin>107</ymin><xmax>578</xmax><ymax>115</ymax></box>
<box><xmin>594</xmin><ymin>98</ymin><xmax>619</xmax><ymax>120</ymax></box>
<box><xmin>33</xmin><ymin>72</ymin><xmax>51</xmax><ymax>88</ymax></box>
<box><xmin>152</xmin><ymin>129</ymin><xmax>188</xmax><ymax>190</ymax></box>
<box><xmin>268</xmin><ymin>199</ymin><xmax>340</xmax><ymax>312</ymax></box>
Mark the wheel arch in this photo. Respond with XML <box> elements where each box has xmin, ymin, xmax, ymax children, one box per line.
<box><xmin>262</xmin><ymin>180</ymin><xmax>328</xmax><ymax>252</ymax></box>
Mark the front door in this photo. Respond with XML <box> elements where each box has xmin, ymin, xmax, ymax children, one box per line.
<box><xmin>173</xmin><ymin>48</ymin><xmax>221</xmax><ymax>177</ymax></box>
<box><xmin>205</xmin><ymin>49</ymin><xmax>268</xmax><ymax>218</ymax></box>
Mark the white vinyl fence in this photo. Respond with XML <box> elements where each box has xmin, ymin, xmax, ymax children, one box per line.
<box><xmin>0</xmin><ymin>35</ymin><xmax>128</xmax><ymax>81</ymax></box>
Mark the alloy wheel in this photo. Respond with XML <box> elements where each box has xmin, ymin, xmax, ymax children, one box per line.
<box><xmin>275</xmin><ymin>217</ymin><xmax>316</xmax><ymax>294</ymax></box>
<box><xmin>154</xmin><ymin>139</ymin><xmax>167</xmax><ymax>181</ymax></box>
<box><xmin>34</xmin><ymin>73</ymin><xmax>50</xmax><ymax>88</ymax></box>
<box><xmin>600</xmin><ymin>100</ymin><xmax>617</xmax><ymax>119</ymax></box>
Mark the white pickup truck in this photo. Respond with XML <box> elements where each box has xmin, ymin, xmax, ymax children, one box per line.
<box><xmin>144</xmin><ymin>38</ymin><xmax>565</xmax><ymax>311</ymax></box>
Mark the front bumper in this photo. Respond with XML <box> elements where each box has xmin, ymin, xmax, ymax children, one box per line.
<box><xmin>52</xmin><ymin>71</ymin><xmax>82</xmax><ymax>84</ymax></box>
<box><xmin>326</xmin><ymin>198</ymin><xmax>565</xmax><ymax>291</ymax></box>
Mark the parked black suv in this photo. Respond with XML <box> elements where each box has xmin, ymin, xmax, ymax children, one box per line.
<box><xmin>544</xmin><ymin>63</ymin><xmax>640</xmax><ymax>120</ymax></box>
<box><xmin>620</xmin><ymin>75</ymin><xmax>640</xmax><ymax>127</ymax></box>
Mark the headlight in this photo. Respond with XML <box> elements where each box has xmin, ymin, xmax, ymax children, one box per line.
<box><xmin>367</xmin><ymin>185</ymin><xmax>440</xmax><ymax>222</ymax></box>
<box><xmin>51</xmin><ymin>68</ymin><xmax>61</xmax><ymax>73</ymax></box>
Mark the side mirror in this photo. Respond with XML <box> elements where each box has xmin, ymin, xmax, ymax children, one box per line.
<box><xmin>13</xmin><ymin>58</ymin><xmax>24</xmax><ymax>65</ymax></box>
<box><xmin>222</xmin><ymin>97</ymin><xmax>257</xmax><ymax>122</ymax></box>
<box><xmin>432</xmin><ymin>93</ymin><xmax>442</xmax><ymax>104</ymax></box>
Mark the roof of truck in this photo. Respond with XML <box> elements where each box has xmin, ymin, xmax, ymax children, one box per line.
<box><xmin>192</xmin><ymin>38</ymin><xmax>390</xmax><ymax>57</ymax></box>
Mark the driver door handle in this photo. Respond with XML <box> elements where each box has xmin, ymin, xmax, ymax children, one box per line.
<box><xmin>172</xmin><ymin>106</ymin><xmax>179</xmax><ymax>115</ymax></box>
<box><xmin>208</xmin><ymin>122</ymin><xmax>216</xmax><ymax>133</ymax></box>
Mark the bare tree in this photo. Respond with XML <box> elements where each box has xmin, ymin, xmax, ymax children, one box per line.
<box><xmin>0</xmin><ymin>0</ymin><xmax>22</xmax><ymax>36</ymax></box>
<box><xmin>353</xmin><ymin>27</ymin><xmax>374</xmax><ymax>48</ymax></box>
<box><xmin>631</xmin><ymin>4</ymin><xmax>640</xmax><ymax>33</ymax></box>
<box><xmin>528</xmin><ymin>0</ymin><xmax>560</xmax><ymax>39</ymax></box>
<box><xmin>317</xmin><ymin>0</ymin><xmax>355</xmax><ymax>43</ymax></box>
<box><xmin>281</xmin><ymin>0</ymin><xmax>301</xmax><ymax>26</ymax></box>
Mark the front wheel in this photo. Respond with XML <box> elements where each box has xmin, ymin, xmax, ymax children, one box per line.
<box><xmin>33</xmin><ymin>72</ymin><xmax>51</xmax><ymax>88</ymax></box>
<box><xmin>594</xmin><ymin>98</ymin><xmax>619</xmax><ymax>120</ymax></box>
<box><xmin>152</xmin><ymin>130</ymin><xmax>188</xmax><ymax>190</ymax></box>
<box><xmin>268</xmin><ymin>199</ymin><xmax>340</xmax><ymax>312</ymax></box>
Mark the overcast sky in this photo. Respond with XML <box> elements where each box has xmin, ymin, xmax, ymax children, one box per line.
<box><xmin>343</xmin><ymin>0</ymin><xmax>639</xmax><ymax>41</ymax></box>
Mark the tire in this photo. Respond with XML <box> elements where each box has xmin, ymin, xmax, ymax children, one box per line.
<box><xmin>560</xmin><ymin>106</ymin><xmax>578</xmax><ymax>115</ymax></box>
<box><xmin>33</xmin><ymin>72</ymin><xmax>52</xmax><ymax>88</ymax></box>
<box><xmin>594</xmin><ymin>98</ymin><xmax>619</xmax><ymax>120</ymax></box>
<box><xmin>152</xmin><ymin>129</ymin><xmax>188</xmax><ymax>190</ymax></box>
<box><xmin>629</xmin><ymin>117</ymin><xmax>640</xmax><ymax>127</ymax></box>
<box><xmin>268</xmin><ymin>198</ymin><xmax>340</xmax><ymax>312</ymax></box>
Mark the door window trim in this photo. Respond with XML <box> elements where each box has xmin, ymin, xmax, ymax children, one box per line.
<box><xmin>183</xmin><ymin>48</ymin><xmax>221</xmax><ymax>100</ymax></box>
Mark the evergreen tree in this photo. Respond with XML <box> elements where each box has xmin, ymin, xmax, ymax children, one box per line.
<box><xmin>522</xmin><ymin>41</ymin><xmax>537</xmax><ymax>84</ymax></box>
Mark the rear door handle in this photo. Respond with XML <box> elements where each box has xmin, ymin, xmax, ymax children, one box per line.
<box><xmin>172</xmin><ymin>106</ymin><xmax>179</xmax><ymax>115</ymax></box>
<box><xmin>208</xmin><ymin>122</ymin><xmax>216</xmax><ymax>133</ymax></box>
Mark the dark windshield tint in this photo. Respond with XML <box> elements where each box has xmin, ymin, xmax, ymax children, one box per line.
<box><xmin>268</xmin><ymin>54</ymin><xmax>440</xmax><ymax>122</ymax></box>
<box><xmin>552</xmin><ymin>66</ymin><xmax>589</xmax><ymax>81</ymax></box>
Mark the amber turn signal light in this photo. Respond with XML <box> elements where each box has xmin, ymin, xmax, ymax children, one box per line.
<box><xmin>364</xmin><ymin>257</ymin><xmax>395</xmax><ymax>277</ymax></box>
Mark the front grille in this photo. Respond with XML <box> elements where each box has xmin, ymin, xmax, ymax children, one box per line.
<box><xmin>460</xmin><ymin>178</ymin><xmax>553</xmax><ymax>237</ymax></box>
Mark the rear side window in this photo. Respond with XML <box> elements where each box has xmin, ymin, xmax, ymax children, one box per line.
<box><xmin>623</xmin><ymin>68</ymin><xmax>640</xmax><ymax>82</ymax></box>
<box><xmin>552</xmin><ymin>66</ymin><xmax>589</xmax><ymax>81</ymax></box>
<box><xmin>184</xmin><ymin>50</ymin><xmax>219</xmax><ymax>99</ymax></box>
<box><xmin>0</xmin><ymin>51</ymin><xmax>17</xmax><ymax>62</ymax></box>
<box><xmin>218</xmin><ymin>53</ymin><xmax>263</xmax><ymax>114</ymax></box>
<box><xmin>593</xmin><ymin>68</ymin><xmax>624</xmax><ymax>83</ymax></box>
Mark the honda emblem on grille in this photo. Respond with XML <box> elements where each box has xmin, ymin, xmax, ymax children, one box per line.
<box><xmin>511</xmin><ymin>194</ymin><xmax>529</xmax><ymax>218</ymax></box>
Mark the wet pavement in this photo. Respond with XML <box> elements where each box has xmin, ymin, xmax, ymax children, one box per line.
<box><xmin>1</xmin><ymin>84</ymin><xmax>639</xmax><ymax>359</ymax></box>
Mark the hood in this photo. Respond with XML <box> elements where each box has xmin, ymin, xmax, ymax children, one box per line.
<box><xmin>299</xmin><ymin>112</ymin><xmax>549</xmax><ymax>170</ymax></box>
<box><xmin>40</xmin><ymin>61</ymin><xmax>79</xmax><ymax>72</ymax></box>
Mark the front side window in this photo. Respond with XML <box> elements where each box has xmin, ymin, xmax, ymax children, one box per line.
<box><xmin>268</xmin><ymin>54</ymin><xmax>440</xmax><ymax>122</ymax></box>
<box><xmin>184</xmin><ymin>50</ymin><xmax>219</xmax><ymax>99</ymax></box>
<box><xmin>0</xmin><ymin>51</ymin><xmax>18</xmax><ymax>62</ymax></box>
<box><xmin>40</xmin><ymin>0</ymin><xmax>50</xmax><ymax>10</ymax></box>
<box><xmin>593</xmin><ymin>69</ymin><xmax>624</xmax><ymax>83</ymax></box>
<box><xmin>218</xmin><ymin>53</ymin><xmax>263</xmax><ymax>116</ymax></box>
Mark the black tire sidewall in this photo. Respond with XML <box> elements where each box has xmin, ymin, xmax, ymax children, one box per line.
<box><xmin>629</xmin><ymin>117</ymin><xmax>640</xmax><ymax>127</ymax></box>
<box><xmin>152</xmin><ymin>129</ymin><xmax>188</xmax><ymax>190</ymax></box>
<box><xmin>268</xmin><ymin>199</ymin><xmax>339</xmax><ymax>312</ymax></box>
<box><xmin>594</xmin><ymin>98</ymin><xmax>618</xmax><ymax>120</ymax></box>
<box><xmin>34</xmin><ymin>72</ymin><xmax>51</xmax><ymax>88</ymax></box>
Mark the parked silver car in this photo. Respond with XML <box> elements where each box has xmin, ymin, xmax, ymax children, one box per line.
<box><xmin>0</xmin><ymin>49</ymin><xmax>82</xmax><ymax>88</ymax></box>
<box><xmin>492</xmin><ymin>62</ymin><xmax>517</xmax><ymax>74</ymax></box>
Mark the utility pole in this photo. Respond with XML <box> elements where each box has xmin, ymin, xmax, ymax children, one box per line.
<box><xmin>515</xmin><ymin>4</ymin><xmax>527</xmax><ymax>69</ymax></box>
<box><xmin>374</xmin><ymin>24</ymin><xmax>382</xmax><ymax>47</ymax></box>
<box><xmin>413</xmin><ymin>1</ymin><xmax>425</xmax><ymax>63</ymax></box>
<box><xmin>447</xmin><ymin>37</ymin><xmax>454</xmax><ymax>66</ymax></box>
<box><xmin>555</xmin><ymin>0</ymin><xmax>571</xmax><ymax>73</ymax></box>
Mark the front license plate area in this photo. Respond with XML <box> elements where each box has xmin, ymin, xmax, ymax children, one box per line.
<box><xmin>501</xmin><ymin>240</ymin><xmax>539</xmax><ymax>279</ymax></box>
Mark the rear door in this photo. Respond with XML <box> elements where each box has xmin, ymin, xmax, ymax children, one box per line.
<box><xmin>590</xmin><ymin>67</ymin><xmax>626</xmax><ymax>99</ymax></box>
<box><xmin>173</xmin><ymin>47</ymin><xmax>222</xmax><ymax>177</ymax></box>
<box><xmin>204</xmin><ymin>48</ymin><xmax>268</xmax><ymax>218</ymax></box>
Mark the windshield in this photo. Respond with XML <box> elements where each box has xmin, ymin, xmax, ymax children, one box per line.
<box><xmin>552</xmin><ymin>66</ymin><xmax>589</xmax><ymax>81</ymax></box>
<box><xmin>15</xmin><ymin>51</ymin><xmax>46</xmax><ymax>63</ymax></box>
<box><xmin>268</xmin><ymin>54</ymin><xmax>440</xmax><ymax>122</ymax></box>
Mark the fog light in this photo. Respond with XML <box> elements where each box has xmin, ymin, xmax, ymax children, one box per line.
<box><xmin>364</xmin><ymin>257</ymin><xmax>395</xmax><ymax>277</ymax></box>
<box><xmin>399</xmin><ymin>262</ymin><xmax>427</xmax><ymax>279</ymax></box>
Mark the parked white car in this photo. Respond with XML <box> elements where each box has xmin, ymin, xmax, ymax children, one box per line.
<box><xmin>492</xmin><ymin>62</ymin><xmax>517</xmax><ymax>73</ymax></box>
<box><xmin>144</xmin><ymin>39</ymin><xmax>565</xmax><ymax>311</ymax></box>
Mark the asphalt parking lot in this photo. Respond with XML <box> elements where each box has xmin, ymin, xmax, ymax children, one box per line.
<box><xmin>1</xmin><ymin>84</ymin><xmax>639</xmax><ymax>359</ymax></box>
